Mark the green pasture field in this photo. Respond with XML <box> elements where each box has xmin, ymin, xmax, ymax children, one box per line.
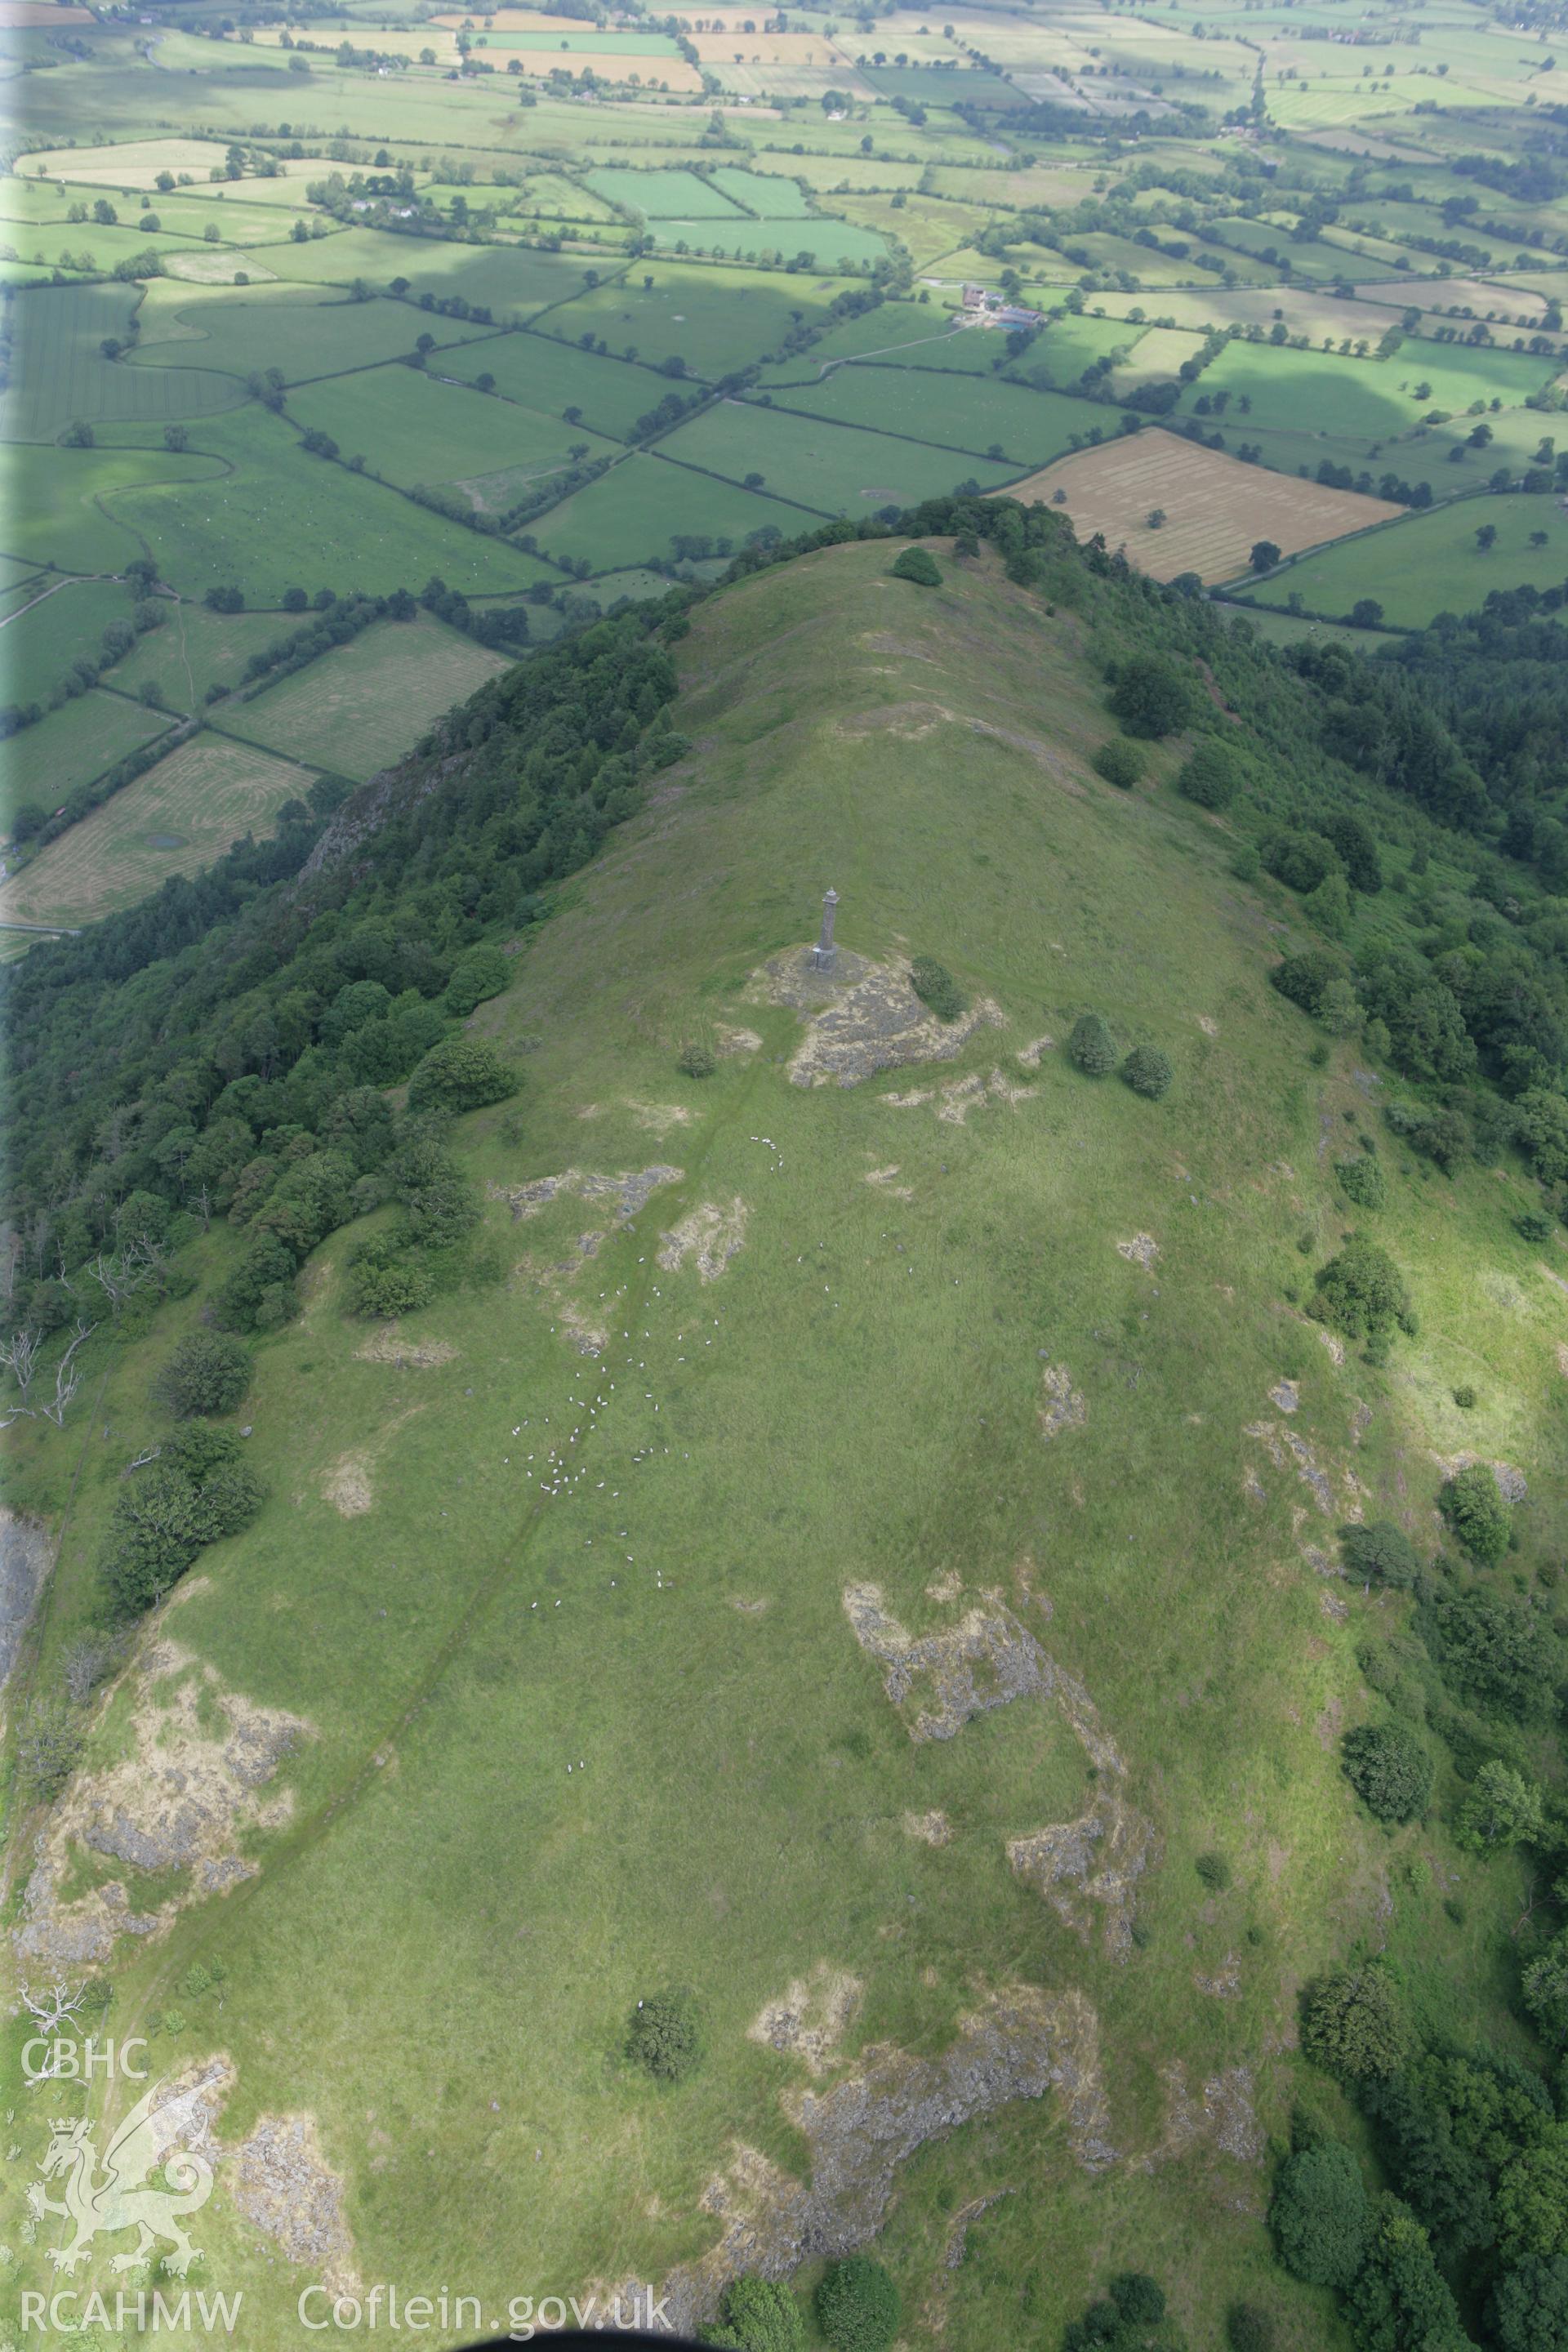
<box><xmin>241</xmin><ymin>227</ymin><xmax>605</xmax><ymax>323</ymax></box>
<box><xmin>1348</xmin><ymin>197</ymin><xmax>1556</xmax><ymax>268</ymax></box>
<box><xmin>0</xmin><ymin>177</ymin><xmax>81</xmax><ymax>225</ymax></box>
<box><xmin>643</xmin><ymin>209</ymin><xmax>888</xmax><ymax>267</ymax></box>
<box><xmin>832</xmin><ymin>189</ymin><xmax>988</xmax><ymax>270</ymax></box>
<box><xmin>130</xmin><ymin>286</ymin><xmax>483</xmax><ymax>384</ymax></box>
<box><xmin>1222</xmin><ymin>602</ymin><xmax>1393</xmax><ymax>651</ymax></box>
<box><xmin>3</xmin><ymin>220</ymin><xmax>219</xmax><ymax>274</ymax></box>
<box><xmin>1246</xmin><ymin>490</ymin><xmax>1568</xmax><ymax>626</ymax></box>
<box><xmin>528</xmin><ymin>448</ymin><xmax>814</xmax><ymax>569</ymax></box>
<box><xmin>100</xmin><ymin>408</ymin><xmax>554</xmax><ymax>604</ymax></box>
<box><xmin>584</xmin><ymin>563</ymin><xmax>697</xmax><ymax>604</ymax></box>
<box><xmin>2</xmin><ymin>441</ymin><xmax>227</xmax><ymax>572</ymax></box>
<box><xmin>106</xmin><ymin>194</ymin><xmax>324</xmax><ymax>247</ymax></box>
<box><xmin>864</xmin><ymin>61</ymin><xmax>1025</xmax><ymax>105</ymax></box>
<box><xmin>1011</xmin><ymin>313</ymin><xmax>1152</xmax><ymax>384</ymax></box>
<box><xmin>760</xmin><ymin>306</ymin><xmax>999</xmax><ymax>383</ymax></box>
<box><xmin>217</xmin><ymin>612</ymin><xmax>510</xmax><ymax>781</ymax></box>
<box><xmin>707</xmin><ymin>166</ymin><xmax>813</xmax><ymax>216</ymax></box>
<box><xmin>14</xmin><ymin>542</ymin><xmax>1559</xmax><ymax>2349</ymax></box>
<box><xmin>584</xmin><ymin>167</ymin><xmax>749</xmax><ymax>219</ymax></box>
<box><xmin>657</xmin><ymin>398</ymin><xmax>1018</xmax><ymax>510</ymax></box>
<box><xmin>436</xmin><ymin>331</ymin><xmax>662</xmax><ymax>439</ymax></box>
<box><xmin>769</xmin><ymin>152</ymin><xmax>928</xmax><ymax>194</ymax></box>
<box><xmin>1382</xmin><ymin>332</ymin><xmax>1560</xmax><ymax>411</ymax></box>
<box><xmin>769</xmin><ymin>368</ymin><xmax>1091</xmax><ymax>467</ymax></box>
<box><xmin>1104</xmin><ymin>325</ymin><xmax>1205</xmax><ymax>390</ymax></box>
<box><xmin>1098</xmin><ymin>284</ymin><xmax>1399</xmax><ymax>345</ymax></box>
<box><xmin>287</xmin><ymin>363</ymin><xmax>621</xmax><ymax>496</ymax></box>
<box><xmin>0</xmin><ymin>283</ymin><xmax>245</xmax><ymax>442</ymax></box>
<box><xmin>537</xmin><ymin>259</ymin><xmax>855</xmax><ymax>379</ymax></box>
<box><xmin>0</xmin><ymin>686</ymin><xmax>169</xmax><ymax>834</ymax></box>
<box><xmin>0</xmin><ymin>728</ymin><xmax>315</xmax><ymax>928</ymax></box>
<box><xmin>1178</xmin><ymin>340</ymin><xmax>1440</xmax><ymax>441</ymax></box>
<box><xmin>106</xmin><ymin>600</ymin><xmax>293</xmax><ymax>714</ymax></box>
<box><xmin>1063</xmin><ymin>231</ymin><xmax>1272</xmax><ymax>290</ymax></box>
<box><xmin>0</xmin><ymin>575</ymin><xmax>132</xmax><ymax>706</ymax></box>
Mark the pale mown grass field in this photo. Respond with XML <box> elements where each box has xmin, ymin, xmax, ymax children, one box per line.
<box><xmin>0</xmin><ymin>730</ymin><xmax>314</xmax><ymax>925</ymax></box>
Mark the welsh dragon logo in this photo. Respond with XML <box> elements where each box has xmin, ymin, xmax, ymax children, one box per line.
<box><xmin>28</xmin><ymin>2076</ymin><xmax>214</xmax><ymax>2275</ymax></box>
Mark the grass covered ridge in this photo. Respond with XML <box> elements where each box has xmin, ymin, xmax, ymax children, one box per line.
<box><xmin>3</xmin><ymin>537</ymin><xmax>1565</xmax><ymax>2347</ymax></box>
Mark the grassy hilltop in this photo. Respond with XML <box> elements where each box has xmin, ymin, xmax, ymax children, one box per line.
<box><xmin>3</xmin><ymin>536</ymin><xmax>1567</xmax><ymax>2347</ymax></box>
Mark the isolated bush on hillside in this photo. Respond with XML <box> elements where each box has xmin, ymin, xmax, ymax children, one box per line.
<box><xmin>1108</xmin><ymin>655</ymin><xmax>1191</xmax><ymax>739</ymax></box>
<box><xmin>1263</xmin><ymin>827</ymin><xmax>1340</xmax><ymax>895</ymax></box>
<box><xmin>1312</xmin><ymin>1234</ymin><xmax>1412</xmax><ymax>1341</ymax></box>
<box><xmin>678</xmin><ymin>1040</ymin><xmax>718</xmax><ymax>1078</ymax></box>
<box><xmin>150</xmin><ymin>1330</ymin><xmax>252</xmax><ymax>1419</ymax></box>
<box><xmin>1269</xmin><ymin>948</ymin><xmax>1361</xmax><ymax>1034</ymax></box>
<box><xmin>1271</xmin><ymin>2139</ymin><xmax>1370</xmax><ymax>2287</ymax></box>
<box><xmin>1121</xmin><ymin>1045</ymin><xmax>1173</xmax><ymax>1099</ymax></box>
<box><xmin>215</xmin><ymin>1232</ymin><xmax>300</xmax><ymax>1334</ymax></box>
<box><xmin>1430</xmin><ymin>1588</ymin><xmax>1556</xmax><ymax>1722</ymax></box>
<box><xmin>1068</xmin><ymin>1013</ymin><xmax>1117</xmax><ymax>1076</ymax></box>
<box><xmin>1225</xmin><ymin>2304</ymin><xmax>1276</xmax><ymax>2352</ymax></box>
<box><xmin>1336</xmin><ymin>1155</ymin><xmax>1387</xmax><ymax>1211</ymax></box>
<box><xmin>100</xmin><ymin>1425</ymin><xmax>265</xmax><ymax>1617</ymax></box>
<box><xmin>1302</xmin><ymin>1960</ymin><xmax>1406</xmax><ymax>2081</ymax></box>
<box><xmin>1439</xmin><ymin>1465</ymin><xmax>1512</xmax><ymax>1566</ymax></box>
<box><xmin>1320</xmin><ymin>809</ymin><xmax>1383</xmax><ymax>893</ymax></box>
<box><xmin>1061</xmin><ymin>2273</ymin><xmax>1183</xmax><ymax>2351</ymax></box>
<box><xmin>1457</xmin><ymin>1761</ymin><xmax>1545</xmax><ymax>1852</ymax></box>
<box><xmin>344</xmin><ymin>1236</ymin><xmax>437</xmax><ymax>1319</ymax></box>
<box><xmin>815</xmin><ymin>2257</ymin><xmax>900</xmax><ymax>2352</ymax></box>
<box><xmin>1177</xmin><ymin>741</ymin><xmax>1242</xmax><ymax>809</ymax></box>
<box><xmin>407</xmin><ymin>1036</ymin><xmax>516</xmax><ymax>1116</ymax></box>
<box><xmin>444</xmin><ymin>944</ymin><xmax>510</xmax><ymax>1017</ymax></box>
<box><xmin>909</xmin><ymin>956</ymin><xmax>968</xmax><ymax>1022</ymax></box>
<box><xmin>890</xmin><ymin>546</ymin><xmax>941</xmax><ymax>587</ymax></box>
<box><xmin>1342</xmin><ymin>1721</ymin><xmax>1433</xmax><ymax>1823</ymax></box>
<box><xmin>1305</xmin><ymin>869</ymin><xmax>1352</xmax><ymax>940</ymax></box>
<box><xmin>1092</xmin><ymin>739</ymin><xmax>1143</xmax><ymax>788</ymax></box>
<box><xmin>626</xmin><ymin>1987</ymin><xmax>703</xmax><ymax>2083</ymax></box>
<box><xmin>1339</xmin><ymin>1521</ymin><xmax>1420</xmax><ymax>1589</ymax></box>
<box><xmin>701</xmin><ymin>2277</ymin><xmax>805</xmax><ymax>2352</ymax></box>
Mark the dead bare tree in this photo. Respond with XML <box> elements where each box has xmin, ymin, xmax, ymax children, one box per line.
<box><xmin>0</xmin><ymin>1326</ymin><xmax>42</xmax><ymax>1405</ymax></box>
<box><xmin>80</xmin><ymin>1236</ymin><xmax>166</xmax><ymax>1315</ymax></box>
<box><xmin>1</xmin><ymin>1322</ymin><xmax>96</xmax><ymax>1430</ymax></box>
<box><xmin>20</xmin><ymin>1982</ymin><xmax>86</xmax><ymax>2075</ymax></box>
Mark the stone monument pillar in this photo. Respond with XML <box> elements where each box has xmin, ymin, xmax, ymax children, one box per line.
<box><xmin>813</xmin><ymin>887</ymin><xmax>839</xmax><ymax>972</ymax></box>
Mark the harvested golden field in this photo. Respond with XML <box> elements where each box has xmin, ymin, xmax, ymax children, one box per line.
<box><xmin>999</xmin><ymin>428</ymin><xmax>1403</xmax><ymax>586</ymax></box>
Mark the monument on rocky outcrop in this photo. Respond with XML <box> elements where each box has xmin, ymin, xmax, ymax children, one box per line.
<box><xmin>812</xmin><ymin>887</ymin><xmax>839</xmax><ymax>973</ymax></box>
